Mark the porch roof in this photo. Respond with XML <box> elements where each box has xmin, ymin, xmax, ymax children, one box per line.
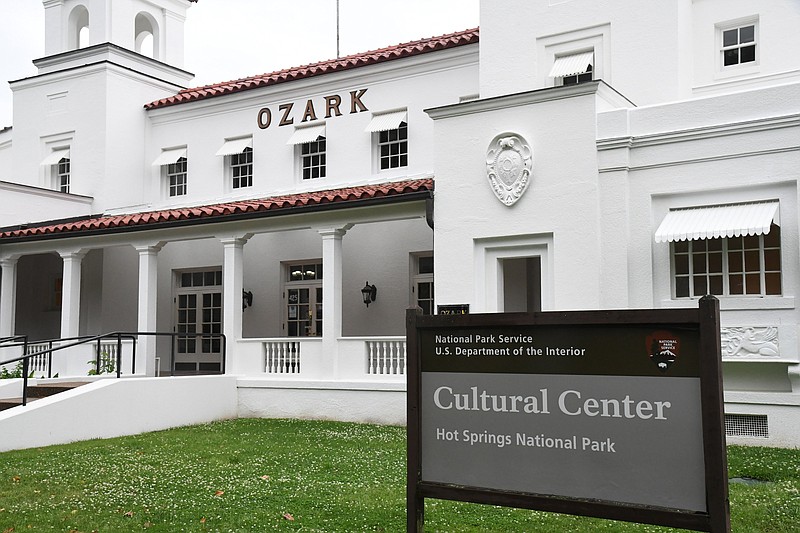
<box><xmin>0</xmin><ymin>178</ymin><xmax>433</xmax><ymax>243</ymax></box>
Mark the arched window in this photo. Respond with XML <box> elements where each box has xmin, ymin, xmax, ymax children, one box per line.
<box><xmin>135</xmin><ymin>12</ymin><xmax>160</xmax><ymax>59</ymax></box>
<box><xmin>68</xmin><ymin>5</ymin><xmax>90</xmax><ymax>50</ymax></box>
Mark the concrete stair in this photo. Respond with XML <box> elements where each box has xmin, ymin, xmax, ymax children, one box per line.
<box><xmin>0</xmin><ymin>382</ymin><xmax>89</xmax><ymax>411</ymax></box>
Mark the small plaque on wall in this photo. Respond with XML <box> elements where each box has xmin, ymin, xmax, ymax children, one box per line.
<box><xmin>437</xmin><ymin>304</ymin><xmax>469</xmax><ymax>315</ymax></box>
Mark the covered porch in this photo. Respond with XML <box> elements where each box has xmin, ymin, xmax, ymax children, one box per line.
<box><xmin>0</xmin><ymin>179</ymin><xmax>432</xmax><ymax>388</ymax></box>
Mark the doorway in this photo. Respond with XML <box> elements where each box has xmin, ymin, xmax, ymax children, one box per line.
<box><xmin>283</xmin><ymin>261</ymin><xmax>323</xmax><ymax>337</ymax></box>
<box><xmin>174</xmin><ymin>270</ymin><xmax>223</xmax><ymax>373</ymax></box>
<box><xmin>501</xmin><ymin>257</ymin><xmax>541</xmax><ymax>312</ymax></box>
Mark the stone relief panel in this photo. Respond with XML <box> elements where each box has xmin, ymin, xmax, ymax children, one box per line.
<box><xmin>486</xmin><ymin>133</ymin><xmax>533</xmax><ymax>206</ymax></box>
<box><xmin>721</xmin><ymin>327</ymin><xmax>779</xmax><ymax>358</ymax></box>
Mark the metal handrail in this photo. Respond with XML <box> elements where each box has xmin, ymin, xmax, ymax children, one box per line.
<box><xmin>0</xmin><ymin>331</ymin><xmax>226</xmax><ymax>408</ymax></box>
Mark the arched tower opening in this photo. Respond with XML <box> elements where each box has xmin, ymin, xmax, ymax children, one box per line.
<box><xmin>134</xmin><ymin>12</ymin><xmax>160</xmax><ymax>60</ymax></box>
<box><xmin>67</xmin><ymin>4</ymin><xmax>89</xmax><ymax>50</ymax></box>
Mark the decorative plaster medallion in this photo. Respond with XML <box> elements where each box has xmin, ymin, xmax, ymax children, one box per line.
<box><xmin>486</xmin><ymin>133</ymin><xmax>533</xmax><ymax>206</ymax></box>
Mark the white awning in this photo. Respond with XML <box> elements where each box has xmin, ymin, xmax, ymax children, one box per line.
<box><xmin>152</xmin><ymin>147</ymin><xmax>187</xmax><ymax>166</ymax></box>
<box><xmin>286</xmin><ymin>123</ymin><xmax>326</xmax><ymax>145</ymax></box>
<box><xmin>365</xmin><ymin>110</ymin><xmax>407</xmax><ymax>133</ymax></box>
<box><xmin>655</xmin><ymin>202</ymin><xmax>780</xmax><ymax>243</ymax></box>
<box><xmin>549</xmin><ymin>51</ymin><xmax>594</xmax><ymax>78</ymax></box>
<box><xmin>40</xmin><ymin>148</ymin><xmax>70</xmax><ymax>166</ymax></box>
<box><xmin>215</xmin><ymin>137</ymin><xmax>252</xmax><ymax>156</ymax></box>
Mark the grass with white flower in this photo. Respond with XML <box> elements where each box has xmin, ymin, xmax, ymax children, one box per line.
<box><xmin>0</xmin><ymin>418</ymin><xmax>798</xmax><ymax>532</ymax></box>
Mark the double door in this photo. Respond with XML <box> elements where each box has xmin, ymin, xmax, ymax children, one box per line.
<box><xmin>175</xmin><ymin>276</ymin><xmax>223</xmax><ymax>373</ymax></box>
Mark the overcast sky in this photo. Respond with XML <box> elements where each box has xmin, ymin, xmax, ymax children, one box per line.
<box><xmin>0</xmin><ymin>0</ymin><xmax>479</xmax><ymax>128</ymax></box>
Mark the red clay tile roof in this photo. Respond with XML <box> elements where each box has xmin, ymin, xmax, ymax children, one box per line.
<box><xmin>0</xmin><ymin>179</ymin><xmax>433</xmax><ymax>242</ymax></box>
<box><xmin>145</xmin><ymin>28</ymin><xmax>479</xmax><ymax>110</ymax></box>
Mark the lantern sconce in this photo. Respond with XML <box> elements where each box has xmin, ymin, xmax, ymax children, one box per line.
<box><xmin>361</xmin><ymin>282</ymin><xmax>377</xmax><ymax>307</ymax></box>
<box><xmin>242</xmin><ymin>289</ymin><xmax>253</xmax><ymax>310</ymax></box>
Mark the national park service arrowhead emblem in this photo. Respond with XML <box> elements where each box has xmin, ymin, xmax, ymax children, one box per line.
<box><xmin>486</xmin><ymin>133</ymin><xmax>533</xmax><ymax>206</ymax></box>
<box><xmin>647</xmin><ymin>331</ymin><xmax>679</xmax><ymax>373</ymax></box>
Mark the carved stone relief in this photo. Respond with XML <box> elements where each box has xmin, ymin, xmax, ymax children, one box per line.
<box><xmin>721</xmin><ymin>327</ymin><xmax>779</xmax><ymax>358</ymax></box>
<box><xmin>486</xmin><ymin>133</ymin><xmax>533</xmax><ymax>206</ymax></box>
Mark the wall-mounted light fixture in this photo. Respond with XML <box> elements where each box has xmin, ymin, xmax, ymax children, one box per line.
<box><xmin>361</xmin><ymin>282</ymin><xmax>377</xmax><ymax>307</ymax></box>
<box><xmin>242</xmin><ymin>289</ymin><xmax>253</xmax><ymax>310</ymax></box>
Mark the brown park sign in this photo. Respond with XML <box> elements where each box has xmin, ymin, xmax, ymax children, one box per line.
<box><xmin>406</xmin><ymin>296</ymin><xmax>729</xmax><ymax>532</ymax></box>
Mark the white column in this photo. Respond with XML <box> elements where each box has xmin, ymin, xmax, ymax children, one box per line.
<box><xmin>220</xmin><ymin>236</ymin><xmax>249</xmax><ymax>374</ymax></box>
<box><xmin>319</xmin><ymin>227</ymin><xmax>349</xmax><ymax>378</ymax></box>
<box><xmin>135</xmin><ymin>243</ymin><xmax>164</xmax><ymax>376</ymax></box>
<box><xmin>59</xmin><ymin>250</ymin><xmax>87</xmax><ymax>339</ymax></box>
<box><xmin>0</xmin><ymin>256</ymin><xmax>19</xmax><ymax>338</ymax></box>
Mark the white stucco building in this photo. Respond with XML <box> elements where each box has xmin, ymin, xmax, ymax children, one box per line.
<box><xmin>1</xmin><ymin>0</ymin><xmax>799</xmax><ymax>447</ymax></box>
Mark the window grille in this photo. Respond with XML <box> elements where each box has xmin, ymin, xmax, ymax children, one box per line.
<box><xmin>301</xmin><ymin>138</ymin><xmax>326</xmax><ymax>180</ymax></box>
<box><xmin>672</xmin><ymin>224</ymin><xmax>781</xmax><ymax>298</ymax></box>
<box><xmin>231</xmin><ymin>147</ymin><xmax>253</xmax><ymax>188</ymax></box>
<box><xmin>722</xmin><ymin>24</ymin><xmax>756</xmax><ymax>67</ymax></box>
<box><xmin>725</xmin><ymin>414</ymin><xmax>768</xmax><ymax>438</ymax></box>
<box><xmin>167</xmin><ymin>157</ymin><xmax>187</xmax><ymax>196</ymax></box>
<box><xmin>379</xmin><ymin>122</ymin><xmax>408</xmax><ymax>170</ymax></box>
<box><xmin>56</xmin><ymin>157</ymin><xmax>70</xmax><ymax>193</ymax></box>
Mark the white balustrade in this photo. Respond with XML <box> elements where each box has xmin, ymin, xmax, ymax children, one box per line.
<box><xmin>366</xmin><ymin>339</ymin><xmax>406</xmax><ymax>375</ymax></box>
<box><xmin>25</xmin><ymin>343</ymin><xmax>51</xmax><ymax>375</ymax></box>
<box><xmin>264</xmin><ymin>341</ymin><xmax>302</xmax><ymax>374</ymax></box>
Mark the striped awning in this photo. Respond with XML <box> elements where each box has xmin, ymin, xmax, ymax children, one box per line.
<box><xmin>152</xmin><ymin>147</ymin><xmax>187</xmax><ymax>166</ymax></box>
<box><xmin>287</xmin><ymin>123</ymin><xmax>326</xmax><ymax>145</ymax></box>
<box><xmin>215</xmin><ymin>137</ymin><xmax>252</xmax><ymax>156</ymax></box>
<box><xmin>549</xmin><ymin>51</ymin><xmax>594</xmax><ymax>78</ymax></box>
<box><xmin>365</xmin><ymin>110</ymin><xmax>407</xmax><ymax>132</ymax></box>
<box><xmin>41</xmin><ymin>148</ymin><xmax>70</xmax><ymax>166</ymax></box>
<box><xmin>655</xmin><ymin>202</ymin><xmax>780</xmax><ymax>243</ymax></box>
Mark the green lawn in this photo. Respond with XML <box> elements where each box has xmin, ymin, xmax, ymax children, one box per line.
<box><xmin>0</xmin><ymin>419</ymin><xmax>798</xmax><ymax>532</ymax></box>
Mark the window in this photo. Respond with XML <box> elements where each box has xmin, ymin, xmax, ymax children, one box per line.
<box><xmin>379</xmin><ymin>123</ymin><xmax>408</xmax><ymax>170</ymax></box>
<box><xmin>41</xmin><ymin>147</ymin><xmax>71</xmax><ymax>192</ymax></box>
<box><xmin>549</xmin><ymin>50</ymin><xmax>594</xmax><ymax>86</ymax></box>
<box><xmin>366</xmin><ymin>110</ymin><xmax>408</xmax><ymax>171</ymax></box>
<box><xmin>231</xmin><ymin>147</ymin><xmax>253</xmax><ymax>189</ymax></box>
<box><xmin>55</xmin><ymin>157</ymin><xmax>71</xmax><ymax>193</ymax></box>
<box><xmin>153</xmin><ymin>147</ymin><xmax>188</xmax><ymax>198</ymax></box>
<box><xmin>412</xmin><ymin>253</ymin><xmax>434</xmax><ymax>315</ymax></box>
<box><xmin>216</xmin><ymin>137</ymin><xmax>253</xmax><ymax>190</ymax></box>
<box><xmin>167</xmin><ymin>157</ymin><xmax>187</xmax><ymax>197</ymax></box>
<box><xmin>722</xmin><ymin>24</ymin><xmax>756</xmax><ymax>67</ymax></box>
<box><xmin>301</xmin><ymin>138</ymin><xmax>326</xmax><ymax>180</ymax></box>
<box><xmin>672</xmin><ymin>225</ymin><xmax>781</xmax><ymax>298</ymax></box>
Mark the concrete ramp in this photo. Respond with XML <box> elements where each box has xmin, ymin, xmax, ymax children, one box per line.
<box><xmin>0</xmin><ymin>375</ymin><xmax>238</xmax><ymax>452</ymax></box>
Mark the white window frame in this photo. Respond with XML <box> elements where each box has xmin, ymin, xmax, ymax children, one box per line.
<box><xmin>167</xmin><ymin>156</ymin><xmax>188</xmax><ymax>197</ymax></box>
<box><xmin>670</xmin><ymin>226</ymin><xmax>781</xmax><ymax>299</ymax></box>
<box><xmin>715</xmin><ymin>17</ymin><xmax>759</xmax><ymax>77</ymax></box>
<box><xmin>299</xmin><ymin>137</ymin><xmax>326</xmax><ymax>180</ymax></box>
<box><xmin>216</xmin><ymin>137</ymin><xmax>253</xmax><ymax>190</ymax></box>
<box><xmin>40</xmin><ymin>132</ymin><xmax>74</xmax><ymax>191</ymax></box>
<box><xmin>378</xmin><ymin>122</ymin><xmax>408</xmax><ymax>170</ymax></box>
<box><xmin>230</xmin><ymin>147</ymin><xmax>253</xmax><ymax>189</ymax></box>
<box><xmin>55</xmin><ymin>156</ymin><xmax>71</xmax><ymax>193</ymax></box>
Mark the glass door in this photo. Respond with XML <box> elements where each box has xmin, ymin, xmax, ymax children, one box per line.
<box><xmin>284</xmin><ymin>262</ymin><xmax>323</xmax><ymax>337</ymax></box>
<box><xmin>174</xmin><ymin>270</ymin><xmax>223</xmax><ymax>373</ymax></box>
<box><xmin>286</xmin><ymin>286</ymin><xmax>322</xmax><ymax>336</ymax></box>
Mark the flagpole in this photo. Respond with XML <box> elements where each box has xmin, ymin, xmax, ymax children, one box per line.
<box><xmin>336</xmin><ymin>0</ymin><xmax>340</xmax><ymax>58</ymax></box>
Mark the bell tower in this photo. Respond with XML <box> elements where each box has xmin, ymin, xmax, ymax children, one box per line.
<box><xmin>8</xmin><ymin>0</ymin><xmax>196</xmax><ymax>211</ymax></box>
<box><xmin>41</xmin><ymin>0</ymin><xmax>195</xmax><ymax>69</ymax></box>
